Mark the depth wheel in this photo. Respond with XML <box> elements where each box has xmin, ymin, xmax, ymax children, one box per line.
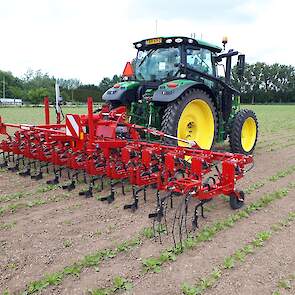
<box><xmin>161</xmin><ymin>89</ymin><xmax>217</xmax><ymax>150</ymax></box>
<box><xmin>229</xmin><ymin>191</ymin><xmax>245</xmax><ymax>210</ymax></box>
<box><xmin>229</xmin><ymin>109</ymin><xmax>258</xmax><ymax>154</ymax></box>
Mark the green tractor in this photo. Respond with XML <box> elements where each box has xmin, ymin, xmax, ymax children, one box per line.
<box><xmin>102</xmin><ymin>36</ymin><xmax>258</xmax><ymax>154</ymax></box>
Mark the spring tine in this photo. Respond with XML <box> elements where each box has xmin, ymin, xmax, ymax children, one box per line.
<box><xmin>178</xmin><ymin>200</ymin><xmax>185</xmax><ymax>249</ymax></box>
<box><xmin>172</xmin><ymin>199</ymin><xmax>182</xmax><ymax>248</ymax></box>
<box><xmin>100</xmin><ymin>176</ymin><xmax>104</xmax><ymax>191</ymax></box>
<box><xmin>121</xmin><ymin>180</ymin><xmax>125</xmax><ymax>195</ymax></box>
<box><xmin>143</xmin><ymin>186</ymin><xmax>147</xmax><ymax>202</ymax></box>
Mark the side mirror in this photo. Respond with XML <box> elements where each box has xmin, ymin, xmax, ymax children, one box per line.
<box><xmin>237</xmin><ymin>54</ymin><xmax>245</xmax><ymax>78</ymax></box>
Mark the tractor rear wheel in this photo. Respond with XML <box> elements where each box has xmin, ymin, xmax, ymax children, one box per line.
<box><xmin>229</xmin><ymin>109</ymin><xmax>258</xmax><ymax>154</ymax></box>
<box><xmin>161</xmin><ymin>89</ymin><xmax>217</xmax><ymax>150</ymax></box>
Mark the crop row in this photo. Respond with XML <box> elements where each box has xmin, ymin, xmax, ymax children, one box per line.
<box><xmin>181</xmin><ymin>210</ymin><xmax>295</xmax><ymax>295</ymax></box>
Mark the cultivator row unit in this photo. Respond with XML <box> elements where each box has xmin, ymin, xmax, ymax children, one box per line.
<box><xmin>0</xmin><ymin>97</ymin><xmax>253</xmax><ymax>244</ymax></box>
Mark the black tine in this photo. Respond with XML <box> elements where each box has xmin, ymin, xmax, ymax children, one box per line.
<box><xmin>121</xmin><ymin>180</ymin><xmax>125</xmax><ymax>195</ymax></box>
<box><xmin>31</xmin><ymin>171</ymin><xmax>43</xmax><ymax>180</ymax></box>
<box><xmin>143</xmin><ymin>186</ymin><xmax>147</xmax><ymax>202</ymax></box>
<box><xmin>19</xmin><ymin>168</ymin><xmax>31</xmax><ymax>177</ymax></box>
<box><xmin>123</xmin><ymin>186</ymin><xmax>138</xmax><ymax>211</ymax></box>
<box><xmin>101</xmin><ymin>179</ymin><xmax>115</xmax><ymax>203</ymax></box>
<box><xmin>46</xmin><ymin>175</ymin><xmax>59</xmax><ymax>185</ymax></box>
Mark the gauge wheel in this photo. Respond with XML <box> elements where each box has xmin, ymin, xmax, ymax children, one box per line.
<box><xmin>229</xmin><ymin>190</ymin><xmax>245</xmax><ymax>210</ymax></box>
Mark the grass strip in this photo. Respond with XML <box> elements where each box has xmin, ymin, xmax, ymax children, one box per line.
<box><xmin>0</xmin><ymin>192</ymin><xmax>30</xmax><ymax>203</ymax></box>
<box><xmin>181</xmin><ymin>211</ymin><xmax>295</xmax><ymax>295</ymax></box>
<box><xmin>0</xmin><ymin>193</ymin><xmax>70</xmax><ymax>217</ymax></box>
<box><xmin>0</xmin><ymin>221</ymin><xmax>16</xmax><ymax>231</ymax></box>
<box><xmin>269</xmin><ymin>165</ymin><xmax>295</xmax><ymax>182</ymax></box>
<box><xmin>0</xmin><ymin>183</ymin><xmax>58</xmax><ymax>204</ymax></box>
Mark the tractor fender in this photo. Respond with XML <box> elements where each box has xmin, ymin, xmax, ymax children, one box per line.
<box><xmin>152</xmin><ymin>80</ymin><xmax>215</xmax><ymax>103</ymax></box>
<box><xmin>102</xmin><ymin>81</ymin><xmax>139</xmax><ymax>104</ymax></box>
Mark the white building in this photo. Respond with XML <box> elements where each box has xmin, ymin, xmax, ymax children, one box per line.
<box><xmin>0</xmin><ymin>98</ymin><xmax>23</xmax><ymax>105</ymax></box>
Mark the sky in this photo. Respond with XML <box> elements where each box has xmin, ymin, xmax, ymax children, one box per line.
<box><xmin>0</xmin><ymin>0</ymin><xmax>294</xmax><ymax>84</ymax></box>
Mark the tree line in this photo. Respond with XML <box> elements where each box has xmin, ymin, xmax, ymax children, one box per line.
<box><xmin>0</xmin><ymin>69</ymin><xmax>120</xmax><ymax>104</ymax></box>
<box><xmin>1</xmin><ymin>62</ymin><xmax>295</xmax><ymax>104</ymax></box>
<box><xmin>232</xmin><ymin>62</ymin><xmax>295</xmax><ymax>103</ymax></box>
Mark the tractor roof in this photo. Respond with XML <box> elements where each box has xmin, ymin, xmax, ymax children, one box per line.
<box><xmin>133</xmin><ymin>36</ymin><xmax>222</xmax><ymax>53</ymax></box>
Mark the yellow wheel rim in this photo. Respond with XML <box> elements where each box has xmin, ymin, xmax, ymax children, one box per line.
<box><xmin>177</xmin><ymin>99</ymin><xmax>215</xmax><ymax>150</ymax></box>
<box><xmin>241</xmin><ymin>117</ymin><xmax>257</xmax><ymax>152</ymax></box>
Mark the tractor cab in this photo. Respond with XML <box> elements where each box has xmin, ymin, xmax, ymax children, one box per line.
<box><xmin>133</xmin><ymin>37</ymin><xmax>222</xmax><ymax>84</ymax></box>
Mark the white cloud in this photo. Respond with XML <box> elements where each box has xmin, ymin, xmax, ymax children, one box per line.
<box><xmin>0</xmin><ymin>0</ymin><xmax>294</xmax><ymax>84</ymax></box>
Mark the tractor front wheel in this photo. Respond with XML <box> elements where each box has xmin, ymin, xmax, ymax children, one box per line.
<box><xmin>161</xmin><ymin>89</ymin><xmax>217</xmax><ymax>150</ymax></box>
<box><xmin>229</xmin><ymin>109</ymin><xmax>258</xmax><ymax>154</ymax></box>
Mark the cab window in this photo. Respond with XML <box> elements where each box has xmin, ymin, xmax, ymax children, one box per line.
<box><xmin>186</xmin><ymin>48</ymin><xmax>213</xmax><ymax>75</ymax></box>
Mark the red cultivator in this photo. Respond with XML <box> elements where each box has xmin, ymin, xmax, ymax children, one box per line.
<box><xmin>0</xmin><ymin>97</ymin><xmax>253</xmax><ymax>244</ymax></box>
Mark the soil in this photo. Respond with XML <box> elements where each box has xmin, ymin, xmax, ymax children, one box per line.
<box><xmin>0</xmin><ymin>130</ymin><xmax>295</xmax><ymax>295</ymax></box>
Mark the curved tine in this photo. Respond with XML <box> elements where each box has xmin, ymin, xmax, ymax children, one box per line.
<box><xmin>162</xmin><ymin>195</ymin><xmax>170</xmax><ymax>235</ymax></box>
<box><xmin>152</xmin><ymin>211</ymin><xmax>157</xmax><ymax>241</ymax></box>
<box><xmin>157</xmin><ymin>192</ymin><xmax>172</xmax><ymax>241</ymax></box>
<box><xmin>171</xmin><ymin>199</ymin><xmax>180</xmax><ymax>247</ymax></box>
<box><xmin>178</xmin><ymin>194</ymin><xmax>192</xmax><ymax>248</ymax></box>
<box><xmin>152</xmin><ymin>192</ymin><xmax>168</xmax><ymax>242</ymax></box>
<box><xmin>183</xmin><ymin>195</ymin><xmax>190</xmax><ymax>239</ymax></box>
<box><xmin>172</xmin><ymin>196</ymin><xmax>185</xmax><ymax>247</ymax></box>
<box><xmin>178</xmin><ymin>197</ymin><xmax>188</xmax><ymax>249</ymax></box>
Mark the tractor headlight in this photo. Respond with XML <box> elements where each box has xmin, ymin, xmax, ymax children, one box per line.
<box><xmin>166</xmin><ymin>39</ymin><xmax>173</xmax><ymax>44</ymax></box>
<box><xmin>175</xmin><ymin>38</ymin><xmax>183</xmax><ymax>43</ymax></box>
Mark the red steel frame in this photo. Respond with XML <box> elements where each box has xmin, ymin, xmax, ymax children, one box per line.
<box><xmin>0</xmin><ymin>97</ymin><xmax>253</xmax><ymax>202</ymax></box>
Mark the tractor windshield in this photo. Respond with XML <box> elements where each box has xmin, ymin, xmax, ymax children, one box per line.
<box><xmin>135</xmin><ymin>47</ymin><xmax>181</xmax><ymax>81</ymax></box>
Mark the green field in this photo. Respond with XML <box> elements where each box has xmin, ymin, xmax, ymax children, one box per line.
<box><xmin>1</xmin><ymin>104</ymin><xmax>295</xmax><ymax>136</ymax></box>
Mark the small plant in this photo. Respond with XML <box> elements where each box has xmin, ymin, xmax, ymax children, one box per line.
<box><xmin>63</xmin><ymin>263</ymin><xmax>82</xmax><ymax>277</ymax></box>
<box><xmin>143</xmin><ymin>257</ymin><xmax>162</xmax><ymax>273</ymax></box>
<box><xmin>63</xmin><ymin>240</ymin><xmax>72</xmax><ymax>248</ymax></box>
<box><xmin>142</xmin><ymin>227</ymin><xmax>154</xmax><ymax>239</ymax></box>
<box><xmin>44</xmin><ymin>272</ymin><xmax>63</xmax><ymax>286</ymax></box>
<box><xmin>234</xmin><ymin>250</ymin><xmax>246</xmax><ymax>262</ymax></box>
<box><xmin>88</xmin><ymin>276</ymin><xmax>132</xmax><ymax>295</ymax></box>
<box><xmin>94</xmin><ymin>229</ymin><xmax>102</xmax><ymax>237</ymax></box>
<box><xmin>36</xmin><ymin>184</ymin><xmax>57</xmax><ymax>193</ymax></box>
<box><xmin>223</xmin><ymin>256</ymin><xmax>235</xmax><ymax>269</ymax></box>
<box><xmin>220</xmin><ymin>195</ymin><xmax>229</xmax><ymax>202</ymax></box>
<box><xmin>278</xmin><ymin>279</ymin><xmax>291</xmax><ymax>289</ymax></box>
<box><xmin>113</xmin><ymin>276</ymin><xmax>133</xmax><ymax>291</ymax></box>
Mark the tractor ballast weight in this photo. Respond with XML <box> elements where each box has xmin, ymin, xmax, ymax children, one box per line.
<box><xmin>0</xmin><ymin>96</ymin><xmax>253</xmax><ymax>245</ymax></box>
<box><xmin>102</xmin><ymin>36</ymin><xmax>258</xmax><ymax>154</ymax></box>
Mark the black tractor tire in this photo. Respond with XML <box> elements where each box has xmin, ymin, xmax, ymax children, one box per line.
<box><xmin>161</xmin><ymin>88</ymin><xmax>217</xmax><ymax>149</ymax></box>
<box><xmin>229</xmin><ymin>191</ymin><xmax>245</xmax><ymax>210</ymax></box>
<box><xmin>229</xmin><ymin>109</ymin><xmax>258</xmax><ymax>155</ymax></box>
